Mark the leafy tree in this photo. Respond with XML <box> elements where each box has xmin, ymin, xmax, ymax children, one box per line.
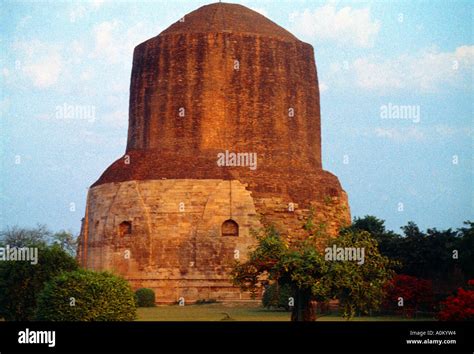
<box><xmin>346</xmin><ymin>216</ymin><xmax>400</xmax><ymax>266</ymax></box>
<box><xmin>231</xmin><ymin>225</ymin><xmax>393</xmax><ymax>321</ymax></box>
<box><xmin>0</xmin><ymin>244</ymin><xmax>78</xmax><ymax>321</ymax></box>
<box><xmin>36</xmin><ymin>269</ymin><xmax>137</xmax><ymax>321</ymax></box>
<box><xmin>51</xmin><ymin>230</ymin><xmax>78</xmax><ymax>257</ymax></box>
<box><xmin>325</xmin><ymin>229</ymin><xmax>395</xmax><ymax>318</ymax></box>
<box><xmin>262</xmin><ymin>282</ymin><xmax>293</xmax><ymax>310</ymax></box>
<box><xmin>348</xmin><ymin>216</ymin><xmax>472</xmax><ymax>287</ymax></box>
<box><xmin>457</xmin><ymin>221</ymin><xmax>474</xmax><ymax>279</ymax></box>
<box><xmin>0</xmin><ymin>225</ymin><xmax>78</xmax><ymax>256</ymax></box>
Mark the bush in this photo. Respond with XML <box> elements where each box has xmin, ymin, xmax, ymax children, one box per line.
<box><xmin>437</xmin><ymin>287</ymin><xmax>474</xmax><ymax>321</ymax></box>
<box><xmin>0</xmin><ymin>244</ymin><xmax>78</xmax><ymax>321</ymax></box>
<box><xmin>195</xmin><ymin>299</ymin><xmax>218</xmax><ymax>305</ymax></box>
<box><xmin>135</xmin><ymin>288</ymin><xmax>155</xmax><ymax>307</ymax></box>
<box><xmin>35</xmin><ymin>269</ymin><xmax>136</xmax><ymax>321</ymax></box>
<box><xmin>382</xmin><ymin>274</ymin><xmax>435</xmax><ymax>317</ymax></box>
<box><xmin>262</xmin><ymin>283</ymin><xmax>293</xmax><ymax>311</ymax></box>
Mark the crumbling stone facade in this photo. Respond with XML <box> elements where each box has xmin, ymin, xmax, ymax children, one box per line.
<box><xmin>77</xmin><ymin>2</ymin><xmax>350</xmax><ymax>303</ymax></box>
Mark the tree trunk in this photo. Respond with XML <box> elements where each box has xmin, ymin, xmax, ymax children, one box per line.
<box><xmin>291</xmin><ymin>288</ymin><xmax>317</xmax><ymax>321</ymax></box>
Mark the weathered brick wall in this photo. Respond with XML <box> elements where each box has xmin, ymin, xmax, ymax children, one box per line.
<box><xmin>77</xmin><ymin>178</ymin><xmax>350</xmax><ymax>302</ymax></box>
<box><xmin>78</xmin><ymin>179</ymin><xmax>261</xmax><ymax>302</ymax></box>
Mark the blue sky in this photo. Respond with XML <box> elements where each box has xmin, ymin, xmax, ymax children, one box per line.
<box><xmin>1</xmin><ymin>0</ymin><xmax>472</xmax><ymax>235</ymax></box>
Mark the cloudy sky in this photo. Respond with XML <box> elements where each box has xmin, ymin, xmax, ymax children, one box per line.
<box><xmin>1</xmin><ymin>0</ymin><xmax>472</xmax><ymax>235</ymax></box>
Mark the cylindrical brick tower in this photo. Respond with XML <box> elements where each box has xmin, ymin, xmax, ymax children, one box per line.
<box><xmin>78</xmin><ymin>2</ymin><xmax>350</xmax><ymax>303</ymax></box>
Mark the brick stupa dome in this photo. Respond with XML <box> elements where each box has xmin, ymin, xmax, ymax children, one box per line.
<box><xmin>78</xmin><ymin>2</ymin><xmax>350</xmax><ymax>303</ymax></box>
<box><xmin>159</xmin><ymin>3</ymin><xmax>297</xmax><ymax>41</ymax></box>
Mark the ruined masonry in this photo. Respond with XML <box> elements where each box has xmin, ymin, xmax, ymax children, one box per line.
<box><xmin>77</xmin><ymin>2</ymin><xmax>351</xmax><ymax>303</ymax></box>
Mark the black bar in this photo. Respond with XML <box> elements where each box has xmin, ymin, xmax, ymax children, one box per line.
<box><xmin>0</xmin><ymin>321</ymin><xmax>472</xmax><ymax>353</ymax></box>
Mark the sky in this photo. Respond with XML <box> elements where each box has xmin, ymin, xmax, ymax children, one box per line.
<box><xmin>1</xmin><ymin>0</ymin><xmax>472</xmax><ymax>235</ymax></box>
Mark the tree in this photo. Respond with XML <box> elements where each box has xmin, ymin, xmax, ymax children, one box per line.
<box><xmin>36</xmin><ymin>269</ymin><xmax>137</xmax><ymax>321</ymax></box>
<box><xmin>0</xmin><ymin>225</ymin><xmax>78</xmax><ymax>256</ymax></box>
<box><xmin>51</xmin><ymin>230</ymin><xmax>78</xmax><ymax>256</ymax></box>
<box><xmin>325</xmin><ymin>229</ymin><xmax>395</xmax><ymax>318</ymax></box>
<box><xmin>0</xmin><ymin>224</ymin><xmax>50</xmax><ymax>247</ymax></box>
<box><xmin>346</xmin><ymin>216</ymin><xmax>400</xmax><ymax>268</ymax></box>
<box><xmin>0</xmin><ymin>244</ymin><xmax>78</xmax><ymax>321</ymax></box>
<box><xmin>231</xmin><ymin>225</ymin><xmax>394</xmax><ymax>321</ymax></box>
<box><xmin>348</xmin><ymin>217</ymin><xmax>471</xmax><ymax>288</ymax></box>
<box><xmin>262</xmin><ymin>282</ymin><xmax>293</xmax><ymax>311</ymax></box>
<box><xmin>383</xmin><ymin>274</ymin><xmax>435</xmax><ymax>317</ymax></box>
<box><xmin>457</xmin><ymin>221</ymin><xmax>474</xmax><ymax>280</ymax></box>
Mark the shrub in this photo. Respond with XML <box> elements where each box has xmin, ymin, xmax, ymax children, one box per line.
<box><xmin>195</xmin><ymin>299</ymin><xmax>218</xmax><ymax>305</ymax></box>
<box><xmin>262</xmin><ymin>283</ymin><xmax>293</xmax><ymax>311</ymax></box>
<box><xmin>135</xmin><ymin>288</ymin><xmax>155</xmax><ymax>307</ymax></box>
<box><xmin>437</xmin><ymin>287</ymin><xmax>474</xmax><ymax>321</ymax></box>
<box><xmin>0</xmin><ymin>244</ymin><xmax>78</xmax><ymax>321</ymax></box>
<box><xmin>35</xmin><ymin>269</ymin><xmax>136</xmax><ymax>321</ymax></box>
<box><xmin>382</xmin><ymin>274</ymin><xmax>435</xmax><ymax>317</ymax></box>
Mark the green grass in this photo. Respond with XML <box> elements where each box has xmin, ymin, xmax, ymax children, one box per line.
<box><xmin>136</xmin><ymin>303</ymin><xmax>434</xmax><ymax>321</ymax></box>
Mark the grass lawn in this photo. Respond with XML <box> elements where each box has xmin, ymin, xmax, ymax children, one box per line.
<box><xmin>136</xmin><ymin>303</ymin><xmax>434</xmax><ymax>321</ymax></box>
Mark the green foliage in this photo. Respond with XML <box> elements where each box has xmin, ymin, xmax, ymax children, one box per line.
<box><xmin>36</xmin><ymin>269</ymin><xmax>137</xmax><ymax>321</ymax></box>
<box><xmin>135</xmin><ymin>288</ymin><xmax>156</xmax><ymax>307</ymax></box>
<box><xmin>457</xmin><ymin>222</ymin><xmax>474</xmax><ymax>279</ymax></box>
<box><xmin>303</xmin><ymin>208</ymin><xmax>316</xmax><ymax>231</ymax></box>
<box><xmin>348</xmin><ymin>216</ymin><xmax>474</xmax><ymax>284</ymax></box>
<box><xmin>262</xmin><ymin>283</ymin><xmax>293</xmax><ymax>310</ymax></box>
<box><xmin>51</xmin><ymin>230</ymin><xmax>78</xmax><ymax>257</ymax></box>
<box><xmin>0</xmin><ymin>244</ymin><xmax>78</xmax><ymax>321</ymax></box>
<box><xmin>231</xmin><ymin>224</ymin><xmax>393</xmax><ymax>321</ymax></box>
<box><xmin>230</xmin><ymin>225</ymin><xmax>287</xmax><ymax>297</ymax></box>
<box><xmin>323</xmin><ymin>230</ymin><xmax>395</xmax><ymax>318</ymax></box>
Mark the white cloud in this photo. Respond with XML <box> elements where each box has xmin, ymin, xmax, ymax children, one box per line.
<box><xmin>289</xmin><ymin>3</ymin><xmax>380</xmax><ymax>47</ymax></box>
<box><xmin>2</xmin><ymin>67</ymin><xmax>10</xmax><ymax>78</ymax></box>
<box><xmin>352</xmin><ymin>46</ymin><xmax>474</xmax><ymax>92</ymax></box>
<box><xmin>319</xmin><ymin>81</ymin><xmax>328</xmax><ymax>93</ymax></box>
<box><xmin>12</xmin><ymin>40</ymin><xmax>64</xmax><ymax>88</ymax></box>
<box><xmin>370</xmin><ymin>124</ymin><xmax>472</xmax><ymax>142</ymax></box>
<box><xmin>92</xmin><ymin>20</ymin><xmax>159</xmax><ymax>64</ymax></box>
<box><xmin>91</xmin><ymin>0</ymin><xmax>105</xmax><ymax>9</ymax></box>
<box><xmin>69</xmin><ymin>5</ymin><xmax>87</xmax><ymax>23</ymax></box>
<box><xmin>23</xmin><ymin>55</ymin><xmax>63</xmax><ymax>88</ymax></box>
<box><xmin>69</xmin><ymin>1</ymin><xmax>105</xmax><ymax>23</ymax></box>
<box><xmin>434</xmin><ymin>124</ymin><xmax>473</xmax><ymax>138</ymax></box>
<box><xmin>374</xmin><ymin>127</ymin><xmax>425</xmax><ymax>142</ymax></box>
<box><xmin>80</xmin><ymin>68</ymin><xmax>95</xmax><ymax>81</ymax></box>
<box><xmin>93</xmin><ymin>20</ymin><xmax>121</xmax><ymax>62</ymax></box>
